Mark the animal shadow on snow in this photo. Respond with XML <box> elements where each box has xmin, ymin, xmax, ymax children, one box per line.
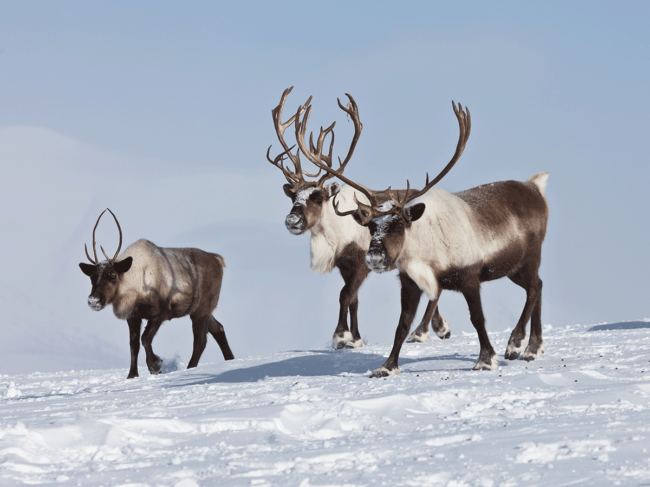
<box><xmin>588</xmin><ymin>320</ymin><xmax>650</xmax><ymax>332</ymax></box>
<box><xmin>170</xmin><ymin>350</ymin><xmax>479</xmax><ymax>387</ymax></box>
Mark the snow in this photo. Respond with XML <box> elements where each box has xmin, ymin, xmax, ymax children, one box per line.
<box><xmin>2</xmin><ymin>321</ymin><xmax>650</xmax><ymax>486</ymax></box>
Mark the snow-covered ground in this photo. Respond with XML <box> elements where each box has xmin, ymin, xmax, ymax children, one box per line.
<box><xmin>2</xmin><ymin>321</ymin><xmax>650</xmax><ymax>486</ymax></box>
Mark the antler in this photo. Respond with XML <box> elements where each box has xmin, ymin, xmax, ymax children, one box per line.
<box><xmin>294</xmin><ymin>93</ymin><xmax>363</xmax><ymax>189</ymax></box>
<box><xmin>309</xmin><ymin>100</ymin><xmax>471</xmax><ymax>225</ymax></box>
<box><xmin>84</xmin><ymin>208</ymin><xmax>123</xmax><ymax>266</ymax></box>
<box><xmin>389</xmin><ymin>101</ymin><xmax>471</xmax><ymax>210</ymax></box>
<box><xmin>267</xmin><ymin>87</ymin><xmax>325</xmax><ymax>193</ymax></box>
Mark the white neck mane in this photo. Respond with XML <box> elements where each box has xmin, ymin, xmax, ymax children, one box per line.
<box><xmin>309</xmin><ymin>185</ymin><xmax>371</xmax><ymax>274</ymax></box>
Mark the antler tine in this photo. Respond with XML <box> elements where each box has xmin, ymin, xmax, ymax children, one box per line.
<box><xmin>336</xmin><ymin>94</ymin><xmax>363</xmax><ymax>172</ymax></box>
<box><xmin>332</xmin><ymin>193</ymin><xmax>358</xmax><ymax>217</ymax></box>
<box><xmin>106</xmin><ymin>208</ymin><xmax>122</xmax><ymax>264</ymax></box>
<box><xmin>84</xmin><ymin>244</ymin><xmax>96</xmax><ymax>265</ymax></box>
<box><xmin>270</xmin><ymin>87</ymin><xmax>312</xmax><ymax>178</ymax></box>
<box><xmin>400</xmin><ymin>101</ymin><xmax>471</xmax><ymax>206</ymax></box>
<box><xmin>87</xmin><ymin>209</ymin><xmax>107</xmax><ymax>264</ymax></box>
<box><xmin>266</xmin><ymin>145</ymin><xmax>301</xmax><ymax>185</ymax></box>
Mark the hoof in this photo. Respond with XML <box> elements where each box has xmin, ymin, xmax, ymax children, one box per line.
<box><xmin>126</xmin><ymin>373</ymin><xmax>138</xmax><ymax>379</ymax></box>
<box><xmin>147</xmin><ymin>357</ymin><xmax>163</xmax><ymax>375</ymax></box>
<box><xmin>407</xmin><ymin>329</ymin><xmax>430</xmax><ymax>343</ymax></box>
<box><xmin>433</xmin><ymin>319</ymin><xmax>450</xmax><ymax>339</ymax></box>
<box><xmin>504</xmin><ymin>336</ymin><xmax>527</xmax><ymax>361</ymax></box>
<box><xmin>504</xmin><ymin>350</ymin><xmax>520</xmax><ymax>361</ymax></box>
<box><xmin>333</xmin><ymin>331</ymin><xmax>356</xmax><ymax>350</ymax></box>
<box><xmin>522</xmin><ymin>342</ymin><xmax>545</xmax><ymax>362</ymax></box>
<box><xmin>472</xmin><ymin>353</ymin><xmax>498</xmax><ymax>371</ymax></box>
<box><xmin>370</xmin><ymin>366</ymin><xmax>400</xmax><ymax>378</ymax></box>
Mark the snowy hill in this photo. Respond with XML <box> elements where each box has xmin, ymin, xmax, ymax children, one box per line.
<box><xmin>2</xmin><ymin>322</ymin><xmax>650</xmax><ymax>486</ymax></box>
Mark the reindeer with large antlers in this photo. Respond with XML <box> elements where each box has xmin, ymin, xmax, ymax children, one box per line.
<box><xmin>268</xmin><ymin>87</ymin><xmax>451</xmax><ymax>349</ymax></box>
<box><xmin>79</xmin><ymin>209</ymin><xmax>234</xmax><ymax>379</ymax></box>
<box><xmin>305</xmin><ymin>101</ymin><xmax>550</xmax><ymax>376</ymax></box>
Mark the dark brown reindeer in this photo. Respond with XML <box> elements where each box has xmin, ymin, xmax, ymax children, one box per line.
<box><xmin>79</xmin><ymin>209</ymin><xmax>234</xmax><ymax>379</ymax></box>
<box><xmin>304</xmin><ymin>101</ymin><xmax>550</xmax><ymax>377</ymax></box>
<box><xmin>268</xmin><ymin>87</ymin><xmax>450</xmax><ymax>349</ymax></box>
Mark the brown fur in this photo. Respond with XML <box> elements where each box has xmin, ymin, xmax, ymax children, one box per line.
<box><xmin>357</xmin><ymin>175</ymin><xmax>549</xmax><ymax>377</ymax></box>
<box><xmin>79</xmin><ymin>239</ymin><xmax>234</xmax><ymax>379</ymax></box>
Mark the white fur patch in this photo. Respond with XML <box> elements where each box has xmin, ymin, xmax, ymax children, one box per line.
<box><xmin>522</xmin><ymin>342</ymin><xmax>545</xmax><ymax>361</ymax></box>
<box><xmin>506</xmin><ymin>336</ymin><xmax>528</xmax><ymax>356</ymax></box>
<box><xmin>527</xmin><ymin>172</ymin><xmax>549</xmax><ymax>196</ymax></box>
<box><xmin>395</xmin><ymin>186</ymin><xmax>527</xmax><ymax>298</ymax></box>
<box><xmin>333</xmin><ymin>331</ymin><xmax>353</xmax><ymax>349</ymax></box>
<box><xmin>309</xmin><ymin>185</ymin><xmax>371</xmax><ymax>274</ymax></box>
<box><xmin>473</xmin><ymin>354</ymin><xmax>498</xmax><ymax>371</ymax></box>
<box><xmin>294</xmin><ymin>186</ymin><xmax>317</xmax><ymax>207</ymax></box>
<box><xmin>407</xmin><ymin>329</ymin><xmax>430</xmax><ymax>343</ymax></box>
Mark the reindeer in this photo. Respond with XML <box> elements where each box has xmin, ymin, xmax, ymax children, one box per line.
<box><xmin>304</xmin><ymin>101</ymin><xmax>550</xmax><ymax>377</ymax></box>
<box><xmin>267</xmin><ymin>87</ymin><xmax>450</xmax><ymax>349</ymax></box>
<box><xmin>78</xmin><ymin>209</ymin><xmax>234</xmax><ymax>379</ymax></box>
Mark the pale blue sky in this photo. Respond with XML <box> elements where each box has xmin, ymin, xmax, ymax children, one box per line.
<box><xmin>0</xmin><ymin>1</ymin><xmax>648</xmax><ymax>374</ymax></box>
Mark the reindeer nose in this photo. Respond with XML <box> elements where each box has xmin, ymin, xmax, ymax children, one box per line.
<box><xmin>365</xmin><ymin>251</ymin><xmax>388</xmax><ymax>271</ymax></box>
<box><xmin>286</xmin><ymin>214</ymin><xmax>301</xmax><ymax>226</ymax></box>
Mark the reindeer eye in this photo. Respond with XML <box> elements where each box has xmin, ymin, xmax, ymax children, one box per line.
<box><xmin>313</xmin><ymin>195</ymin><xmax>323</xmax><ymax>204</ymax></box>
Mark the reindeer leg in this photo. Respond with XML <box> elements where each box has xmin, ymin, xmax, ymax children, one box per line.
<box><xmin>370</xmin><ymin>272</ymin><xmax>423</xmax><ymax>378</ymax></box>
<box><xmin>333</xmin><ymin>252</ymin><xmax>370</xmax><ymax>349</ymax></box>
<box><xmin>141</xmin><ymin>318</ymin><xmax>164</xmax><ymax>375</ymax></box>
<box><xmin>126</xmin><ymin>317</ymin><xmax>142</xmax><ymax>379</ymax></box>
<box><xmin>407</xmin><ymin>299</ymin><xmax>450</xmax><ymax>342</ymax></box>
<box><xmin>505</xmin><ymin>265</ymin><xmax>543</xmax><ymax>361</ymax></box>
<box><xmin>431</xmin><ymin>305</ymin><xmax>451</xmax><ymax>339</ymax></box>
<box><xmin>208</xmin><ymin>316</ymin><xmax>235</xmax><ymax>361</ymax></box>
<box><xmin>461</xmin><ymin>284</ymin><xmax>497</xmax><ymax>370</ymax></box>
<box><xmin>187</xmin><ymin>315</ymin><xmax>209</xmax><ymax>369</ymax></box>
<box><xmin>522</xmin><ymin>277</ymin><xmax>544</xmax><ymax>361</ymax></box>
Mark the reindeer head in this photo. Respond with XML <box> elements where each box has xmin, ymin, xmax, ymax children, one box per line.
<box><xmin>305</xmin><ymin>101</ymin><xmax>471</xmax><ymax>272</ymax></box>
<box><xmin>268</xmin><ymin>87</ymin><xmax>362</xmax><ymax>235</ymax></box>
<box><xmin>78</xmin><ymin>209</ymin><xmax>132</xmax><ymax>311</ymax></box>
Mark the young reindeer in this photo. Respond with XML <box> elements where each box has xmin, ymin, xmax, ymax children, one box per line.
<box><xmin>305</xmin><ymin>101</ymin><xmax>550</xmax><ymax>377</ymax></box>
<box><xmin>267</xmin><ymin>87</ymin><xmax>450</xmax><ymax>349</ymax></box>
<box><xmin>79</xmin><ymin>209</ymin><xmax>235</xmax><ymax>379</ymax></box>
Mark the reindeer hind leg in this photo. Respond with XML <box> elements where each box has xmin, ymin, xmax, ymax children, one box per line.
<box><xmin>208</xmin><ymin>316</ymin><xmax>235</xmax><ymax>360</ymax></box>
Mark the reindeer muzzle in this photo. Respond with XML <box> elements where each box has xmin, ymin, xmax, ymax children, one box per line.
<box><xmin>87</xmin><ymin>295</ymin><xmax>104</xmax><ymax>311</ymax></box>
<box><xmin>365</xmin><ymin>250</ymin><xmax>390</xmax><ymax>273</ymax></box>
<box><xmin>285</xmin><ymin>213</ymin><xmax>306</xmax><ymax>235</ymax></box>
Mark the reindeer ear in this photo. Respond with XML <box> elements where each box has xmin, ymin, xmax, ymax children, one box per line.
<box><xmin>405</xmin><ymin>203</ymin><xmax>426</xmax><ymax>223</ymax></box>
<box><xmin>325</xmin><ymin>182</ymin><xmax>341</xmax><ymax>199</ymax></box>
<box><xmin>79</xmin><ymin>263</ymin><xmax>96</xmax><ymax>276</ymax></box>
<box><xmin>113</xmin><ymin>257</ymin><xmax>133</xmax><ymax>274</ymax></box>
<box><xmin>283</xmin><ymin>184</ymin><xmax>296</xmax><ymax>200</ymax></box>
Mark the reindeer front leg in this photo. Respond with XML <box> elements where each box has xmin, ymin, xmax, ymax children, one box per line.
<box><xmin>126</xmin><ymin>317</ymin><xmax>142</xmax><ymax>379</ymax></box>
<box><xmin>461</xmin><ymin>283</ymin><xmax>498</xmax><ymax>370</ymax></box>
<box><xmin>141</xmin><ymin>318</ymin><xmax>164</xmax><ymax>375</ymax></box>
<box><xmin>371</xmin><ymin>272</ymin><xmax>423</xmax><ymax>378</ymax></box>
<box><xmin>407</xmin><ymin>301</ymin><xmax>450</xmax><ymax>343</ymax></box>
<box><xmin>333</xmin><ymin>253</ymin><xmax>370</xmax><ymax>349</ymax></box>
